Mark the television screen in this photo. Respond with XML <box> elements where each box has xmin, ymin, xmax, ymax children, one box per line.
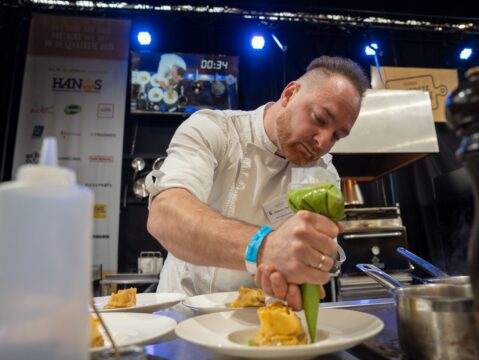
<box><xmin>130</xmin><ymin>52</ymin><xmax>239</xmax><ymax>114</ymax></box>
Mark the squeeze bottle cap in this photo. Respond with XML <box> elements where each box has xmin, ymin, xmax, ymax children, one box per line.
<box><xmin>16</xmin><ymin>137</ymin><xmax>76</xmax><ymax>185</ymax></box>
<box><xmin>39</xmin><ymin>136</ymin><xmax>58</xmax><ymax>166</ymax></box>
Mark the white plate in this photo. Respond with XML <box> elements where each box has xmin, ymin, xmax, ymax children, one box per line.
<box><xmin>148</xmin><ymin>87</ymin><xmax>164</xmax><ymax>102</ymax></box>
<box><xmin>182</xmin><ymin>291</ymin><xmax>267</xmax><ymax>314</ymax></box>
<box><xmin>150</xmin><ymin>73</ymin><xmax>164</xmax><ymax>87</ymax></box>
<box><xmin>175</xmin><ymin>307</ymin><xmax>384</xmax><ymax>359</ymax></box>
<box><xmin>90</xmin><ymin>312</ymin><xmax>176</xmax><ymax>353</ymax></box>
<box><xmin>92</xmin><ymin>293</ymin><xmax>186</xmax><ymax>313</ymax></box>
<box><xmin>137</xmin><ymin>71</ymin><xmax>151</xmax><ymax>85</ymax></box>
<box><xmin>163</xmin><ymin>89</ymin><xmax>178</xmax><ymax>104</ymax></box>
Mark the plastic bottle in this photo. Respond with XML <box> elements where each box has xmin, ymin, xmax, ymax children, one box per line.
<box><xmin>0</xmin><ymin>137</ymin><xmax>93</xmax><ymax>359</ymax></box>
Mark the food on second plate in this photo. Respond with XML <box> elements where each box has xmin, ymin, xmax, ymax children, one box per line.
<box><xmin>90</xmin><ymin>315</ymin><xmax>104</xmax><ymax>347</ymax></box>
<box><xmin>103</xmin><ymin>287</ymin><xmax>137</xmax><ymax>309</ymax></box>
<box><xmin>228</xmin><ymin>286</ymin><xmax>265</xmax><ymax>308</ymax></box>
<box><xmin>250</xmin><ymin>302</ymin><xmax>308</xmax><ymax>346</ymax></box>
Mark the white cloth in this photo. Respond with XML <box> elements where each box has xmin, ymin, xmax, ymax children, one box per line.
<box><xmin>146</xmin><ymin>104</ymin><xmax>340</xmax><ymax>296</ymax></box>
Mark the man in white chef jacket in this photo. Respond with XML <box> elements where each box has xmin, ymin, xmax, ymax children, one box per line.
<box><xmin>146</xmin><ymin>56</ymin><xmax>368</xmax><ymax>309</ymax></box>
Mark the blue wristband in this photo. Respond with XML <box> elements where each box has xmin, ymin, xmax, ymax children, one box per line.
<box><xmin>245</xmin><ymin>226</ymin><xmax>273</xmax><ymax>274</ymax></box>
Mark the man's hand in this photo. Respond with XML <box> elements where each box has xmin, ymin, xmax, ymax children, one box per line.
<box><xmin>254</xmin><ymin>263</ymin><xmax>325</xmax><ymax>311</ymax></box>
<box><xmin>257</xmin><ymin>210</ymin><xmax>339</xmax><ymax>286</ymax></box>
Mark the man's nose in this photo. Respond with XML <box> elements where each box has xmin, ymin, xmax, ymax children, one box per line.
<box><xmin>313</xmin><ymin>131</ymin><xmax>333</xmax><ymax>150</ymax></box>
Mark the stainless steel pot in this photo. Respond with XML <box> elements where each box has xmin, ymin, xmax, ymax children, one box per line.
<box><xmin>357</xmin><ymin>263</ymin><xmax>479</xmax><ymax>360</ymax></box>
<box><xmin>397</xmin><ymin>247</ymin><xmax>470</xmax><ymax>285</ymax></box>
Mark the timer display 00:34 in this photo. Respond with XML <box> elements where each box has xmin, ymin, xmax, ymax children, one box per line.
<box><xmin>200</xmin><ymin>59</ymin><xmax>229</xmax><ymax>70</ymax></box>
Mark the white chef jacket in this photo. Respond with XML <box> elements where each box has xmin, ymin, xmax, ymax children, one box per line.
<box><xmin>146</xmin><ymin>104</ymin><xmax>340</xmax><ymax>296</ymax></box>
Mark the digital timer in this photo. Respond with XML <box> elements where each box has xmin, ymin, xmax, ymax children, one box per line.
<box><xmin>200</xmin><ymin>59</ymin><xmax>229</xmax><ymax>70</ymax></box>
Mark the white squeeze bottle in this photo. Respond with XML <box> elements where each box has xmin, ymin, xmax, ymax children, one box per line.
<box><xmin>0</xmin><ymin>137</ymin><xmax>93</xmax><ymax>360</ymax></box>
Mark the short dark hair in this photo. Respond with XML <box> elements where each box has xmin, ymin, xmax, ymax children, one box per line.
<box><xmin>304</xmin><ymin>56</ymin><xmax>369</xmax><ymax>98</ymax></box>
<box><xmin>176</xmin><ymin>66</ymin><xmax>186</xmax><ymax>77</ymax></box>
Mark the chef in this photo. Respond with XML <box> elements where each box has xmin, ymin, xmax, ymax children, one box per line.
<box><xmin>146</xmin><ymin>56</ymin><xmax>368</xmax><ymax>309</ymax></box>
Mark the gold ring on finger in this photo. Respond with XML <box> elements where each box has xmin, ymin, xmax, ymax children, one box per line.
<box><xmin>317</xmin><ymin>253</ymin><xmax>326</xmax><ymax>271</ymax></box>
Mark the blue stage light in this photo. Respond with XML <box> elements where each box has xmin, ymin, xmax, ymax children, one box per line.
<box><xmin>365</xmin><ymin>43</ymin><xmax>378</xmax><ymax>56</ymax></box>
<box><xmin>460</xmin><ymin>47</ymin><xmax>473</xmax><ymax>60</ymax></box>
<box><xmin>137</xmin><ymin>31</ymin><xmax>152</xmax><ymax>46</ymax></box>
<box><xmin>251</xmin><ymin>35</ymin><xmax>265</xmax><ymax>50</ymax></box>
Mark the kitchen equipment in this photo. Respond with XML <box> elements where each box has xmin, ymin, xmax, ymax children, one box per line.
<box><xmin>357</xmin><ymin>263</ymin><xmax>479</xmax><ymax>360</ymax></box>
<box><xmin>445</xmin><ymin>67</ymin><xmax>479</xmax><ymax>309</ymax></box>
<box><xmin>331</xmin><ymin>90</ymin><xmax>438</xmax><ymax>180</ymax></box>
<box><xmin>131</xmin><ymin>157</ymin><xmax>145</xmax><ymax>180</ymax></box>
<box><xmin>336</xmin><ymin>206</ymin><xmax>411</xmax><ymax>300</ymax></box>
<box><xmin>339</xmin><ymin>206</ymin><xmax>409</xmax><ymax>274</ymax></box>
<box><xmin>397</xmin><ymin>247</ymin><xmax>470</xmax><ymax>285</ymax></box>
<box><xmin>138</xmin><ymin>251</ymin><xmax>163</xmax><ymax>274</ymax></box>
<box><xmin>341</xmin><ymin>179</ymin><xmax>364</xmax><ymax>205</ymax></box>
<box><xmin>133</xmin><ymin>177</ymin><xmax>148</xmax><ymax>198</ymax></box>
<box><xmin>0</xmin><ymin>137</ymin><xmax>93</xmax><ymax>359</ymax></box>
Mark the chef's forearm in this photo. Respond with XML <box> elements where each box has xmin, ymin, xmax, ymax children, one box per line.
<box><xmin>147</xmin><ymin>187</ymin><xmax>258</xmax><ymax>270</ymax></box>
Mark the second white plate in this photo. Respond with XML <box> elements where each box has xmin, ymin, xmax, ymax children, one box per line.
<box><xmin>93</xmin><ymin>292</ymin><xmax>186</xmax><ymax>313</ymax></box>
<box><xmin>182</xmin><ymin>291</ymin><xmax>263</xmax><ymax>313</ymax></box>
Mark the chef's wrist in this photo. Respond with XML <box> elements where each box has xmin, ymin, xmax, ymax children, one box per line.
<box><xmin>244</xmin><ymin>226</ymin><xmax>273</xmax><ymax>274</ymax></box>
<box><xmin>256</xmin><ymin>231</ymin><xmax>272</xmax><ymax>267</ymax></box>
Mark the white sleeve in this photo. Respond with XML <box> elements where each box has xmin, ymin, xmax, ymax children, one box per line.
<box><xmin>146</xmin><ymin>111</ymin><xmax>227</xmax><ymax>207</ymax></box>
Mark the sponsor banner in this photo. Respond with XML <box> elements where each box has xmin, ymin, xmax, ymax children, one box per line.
<box><xmin>13</xmin><ymin>14</ymin><xmax>130</xmax><ymax>272</ymax></box>
<box><xmin>371</xmin><ymin>66</ymin><xmax>458</xmax><ymax>122</ymax></box>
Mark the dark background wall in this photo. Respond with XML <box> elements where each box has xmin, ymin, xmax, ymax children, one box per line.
<box><xmin>1</xmin><ymin>1</ymin><xmax>478</xmax><ymax>273</ymax></box>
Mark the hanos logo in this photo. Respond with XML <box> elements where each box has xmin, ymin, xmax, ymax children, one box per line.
<box><xmin>94</xmin><ymin>204</ymin><xmax>107</xmax><ymax>219</ymax></box>
<box><xmin>51</xmin><ymin>77</ymin><xmax>102</xmax><ymax>93</ymax></box>
<box><xmin>64</xmin><ymin>104</ymin><xmax>82</xmax><ymax>115</ymax></box>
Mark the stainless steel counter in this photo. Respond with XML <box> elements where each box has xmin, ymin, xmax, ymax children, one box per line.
<box><xmin>141</xmin><ymin>298</ymin><xmax>401</xmax><ymax>360</ymax></box>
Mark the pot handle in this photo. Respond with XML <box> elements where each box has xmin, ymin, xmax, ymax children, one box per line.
<box><xmin>356</xmin><ymin>263</ymin><xmax>403</xmax><ymax>289</ymax></box>
<box><xmin>396</xmin><ymin>247</ymin><xmax>449</xmax><ymax>278</ymax></box>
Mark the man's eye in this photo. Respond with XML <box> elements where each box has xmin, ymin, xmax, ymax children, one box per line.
<box><xmin>314</xmin><ymin>116</ymin><xmax>325</xmax><ymax>126</ymax></box>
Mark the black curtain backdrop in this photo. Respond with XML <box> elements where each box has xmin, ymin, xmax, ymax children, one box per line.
<box><xmin>1</xmin><ymin>4</ymin><xmax>477</xmax><ymax>272</ymax></box>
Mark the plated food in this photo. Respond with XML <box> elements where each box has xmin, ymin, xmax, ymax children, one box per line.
<box><xmin>228</xmin><ymin>286</ymin><xmax>265</xmax><ymax>308</ymax></box>
<box><xmin>250</xmin><ymin>302</ymin><xmax>307</xmax><ymax>346</ymax></box>
<box><xmin>175</xmin><ymin>307</ymin><xmax>384</xmax><ymax>358</ymax></box>
<box><xmin>182</xmin><ymin>289</ymin><xmax>269</xmax><ymax>313</ymax></box>
<box><xmin>103</xmin><ymin>288</ymin><xmax>137</xmax><ymax>310</ymax></box>
<box><xmin>89</xmin><ymin>315</ymin><xmax>104</xmax><ymax>348</ymax></box>
<box><xmin>93</xmin><ymin>292</ymin><xmax>186</xmax><ymax>313</ymax></box>
<box><xmin>148</xmin><ymin>87</ymin><xmax>163</xmax><ymax>102</ymax></box>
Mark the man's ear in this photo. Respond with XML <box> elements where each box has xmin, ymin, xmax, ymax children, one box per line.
<box><xmin>280</xmin><ymin>81</ymin><xmax>300</xmax><ymax>107</ymax></box>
